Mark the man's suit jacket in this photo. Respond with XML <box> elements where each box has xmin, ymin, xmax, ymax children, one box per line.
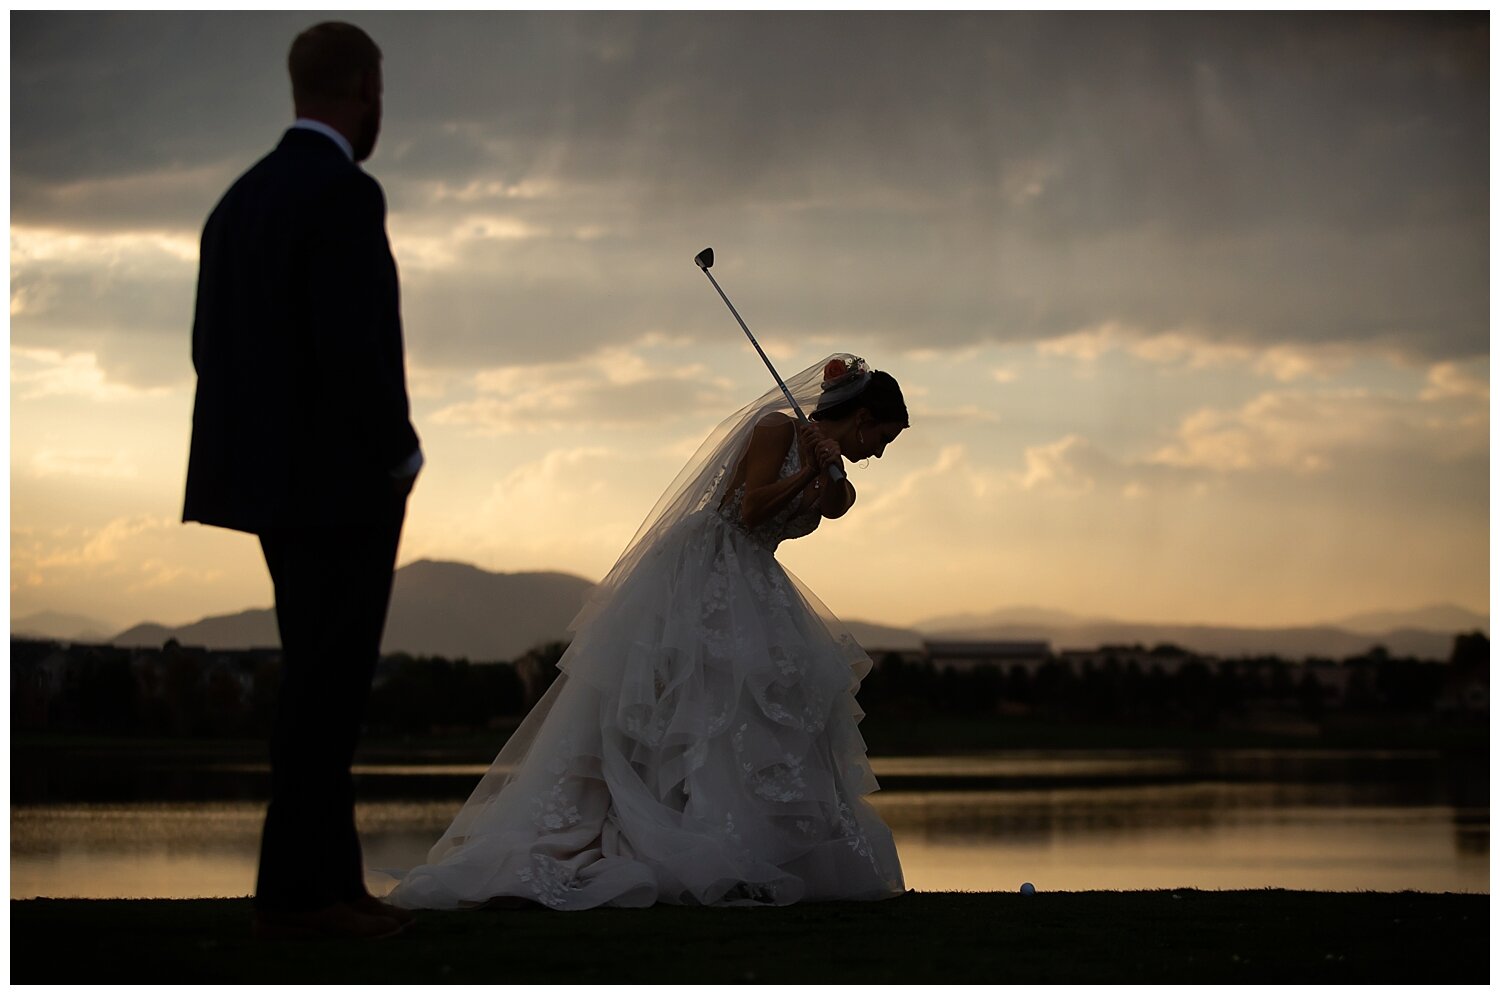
<box><xmin>183</xmin><ymin>128</ymin><xmax>419</xmax><ymax>534</ymax></box>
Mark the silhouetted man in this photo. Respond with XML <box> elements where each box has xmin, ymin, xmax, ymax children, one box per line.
<box><xmin>183</xmin><ymin>21</ymin><xmax>421</xmax><ymax>940</ymax></box>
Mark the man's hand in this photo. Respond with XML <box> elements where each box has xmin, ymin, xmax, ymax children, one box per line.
<box><xmin>390</xmin><ymin>446</ymin><xmax>424</xmax><ymax>499</ymax></box>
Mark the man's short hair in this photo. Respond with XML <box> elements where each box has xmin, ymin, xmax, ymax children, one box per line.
<box><xmin>288</xmin><ymin>22</ymin><xmax>381</xmax><ymax>105</ymax></box>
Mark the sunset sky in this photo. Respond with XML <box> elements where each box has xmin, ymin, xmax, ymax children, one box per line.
<box><xmin>9</xmin><ymin>11</ymin><xmax>1489</xmax><ymax>634</ymax></box>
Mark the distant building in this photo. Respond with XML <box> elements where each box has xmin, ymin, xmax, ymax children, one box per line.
<box><xmin>923</xmin><ymin>640</ymin><xmax>1050</xmax><ymax>673</ymax></box>
<box><xmin>1060</xmin><ymin>644</ymin><xmax>1211</xmax><ymax>676</ymax></box>
<box><xmin>863</xmin><ymin>647</ymin><xmax>927</xmax><ymax>667</ymax></box>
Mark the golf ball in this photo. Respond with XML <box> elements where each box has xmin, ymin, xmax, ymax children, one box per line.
<box><xmin>1020</xmin><ymin>882</ymin><xmax>1036</xmax><ymax>895</ymax></box>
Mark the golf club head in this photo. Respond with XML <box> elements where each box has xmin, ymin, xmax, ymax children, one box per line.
<box><xmin>694</xmin><ymin>247</ymin><xmax>714</xmax><ymax>270</ymax></box>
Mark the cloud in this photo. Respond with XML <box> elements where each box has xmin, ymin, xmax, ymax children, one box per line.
<box><xmin>428</xmin><ymin>346</ymin><xmax>735</xmax><ymax>434</ymax></box>
<box><xmin>859</xmin><ymin>444</ymin><xmax>977</xmax><ymax>520</ymax></box>
<box><xmin>1249</xmin><ymin>345</ymin><xmax>1357</xmax><ymax>383</ymax></box>
<box><xmin>11</xmin><ymin>514</ymin><xmax>250</xmax><ymax>627</ymax></box>
<box><xmin>1038</xmin><ymin>323</ymin><xmax>1367</xmax><ymax>382</ymax></box>
<box><xmin>18</xmin><ymin>516</ymin><xmax>167</xmax><ymax>571</ymax></box>
<box><xmin>1151</xmin><ymin>386</ymin><xmax>1487</xmax><ymax>473</ymax></box>
<box><xmin>1037</xmin><ymin>325</ymin><xmax>1122</xmax><ymax>364</ymax></box>
<box><xmin>11</xmin><ymin>227</ymin><xmax>197</xmax><ymax>389</ymax></box>
<box><xmin>480</xmin><ymin>447</ymin><xmax>617</xmax><ymax>521</ymax></box>
<box><xmin>12</xmin><ymin>166</ymin><xmax>239</xmax><ymax>234</ymax></box>
<box><xmin>29</xmin><ymin>449</ymin><xmax>139</xmax><ymax>481</ymax></box>
<box><xmin>11</xmin><ymin>347</ymin><xmax>176</xmax><ymax>402</ymax></box>
<box><xmin>8</xmin><ymin>12</ymin><xmax>1487</xmax><ymax>380</ymax></box>
<box><xmin>1012</xmin><ymin>434</ymin><xmax>1205</xmax><ymax>497</ymax></box>
<box><xmin>1017</xmin><ymin>435</ymin><xmax>1103</xmax><ymax>495</ymax></box>
<box><xmin>907</xmin><ymin>403</ymin><xmax>1001</xmax><ymax>427</ymax></box>
<box><xmin>403</xmin><ymin>445</ymin><xmax>652</xmax><ymax>577</ymax></box>
<box><xmin>1420</xmin><ymin>360</ymin><xmax>1489</xmax><ymax>402</ymax></box>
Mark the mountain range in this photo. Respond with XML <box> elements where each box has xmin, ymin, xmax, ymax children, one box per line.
<box><xmin>17</xmin><ymin>559</ymin><xmax>1487</xmax><ymax>663</ymax></box>
<box><xmin>10</xmin><ymin>610</ymin><xmax>115</xmax><ymax>644</ymax></box>
<box><xmin>101</xmin><ymin>561</ymin><xmax>594</xmax><ymax>662</ymax></box>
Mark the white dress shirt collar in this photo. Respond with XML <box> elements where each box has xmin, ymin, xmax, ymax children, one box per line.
<box><xmin>291</xmin><ymin>118</ymin><xmax>354</xmax><ymax>162</ymax></box>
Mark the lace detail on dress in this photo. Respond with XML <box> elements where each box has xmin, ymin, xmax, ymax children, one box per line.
<box><xmin>532</xmin><ymin>777</ymin><xmax>583</xmax><ymax>831</ymax></box>
<box><xmin>731</xmin><ymin>722</ymin><xmax>810</xmax><ymax>802</ymax></box>
<box><xmin>528</xmin><ymin>736</ymin><xmax>585</xmax><ymax>830</ymax></box>
<box><xmin>717</xmin><ymin>435</ymin><xmax>822</xmax><ymax>552</ymax></box>
<box><xmin>517</xmin><ymin>854</ymin><xmax>583</xmax><ymax>909</ymax></box>
<box><xmin>837</xmin><ymin>800</ymin><xmax>884</xmax><ymax>875</ymax></box>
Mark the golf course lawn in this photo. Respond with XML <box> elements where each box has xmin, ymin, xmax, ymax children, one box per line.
<box><xmin>11</xmin><ymin>889</ymin><xmax>1487</xmax><ymax>983</ymax></box>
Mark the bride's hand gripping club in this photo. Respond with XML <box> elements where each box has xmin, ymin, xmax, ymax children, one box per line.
<box><xmin>796</xmin><ymin>420</ymin><xmax>844</xmax><ymax>474</ymax></box>
<box><xmin>694</xmin><ymin>247</ymin><xmax>848</xmax><ymax>483</ymax></box>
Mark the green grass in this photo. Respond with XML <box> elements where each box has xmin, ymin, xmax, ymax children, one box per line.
<box><xmin>10</xmin><ymin>891</ymin><xmax>1487</xmax><ymax>983</ymax></box>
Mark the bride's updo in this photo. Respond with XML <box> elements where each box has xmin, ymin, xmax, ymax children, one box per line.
<box><xmin>810</xmin><ymin>356</ymin><xmax>909</xmax><ymax>428</ymax></box>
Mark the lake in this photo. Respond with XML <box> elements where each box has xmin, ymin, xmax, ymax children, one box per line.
<box><xmin>11</xmin><ymin>750</ymin><xmax>1487</xmax><ymax>898</ymax></box>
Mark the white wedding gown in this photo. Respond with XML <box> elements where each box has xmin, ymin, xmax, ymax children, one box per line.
<box><xmin>389</xmin><ymin>421</ymin><xmax>904</xmax><ymax>909</ymax></box>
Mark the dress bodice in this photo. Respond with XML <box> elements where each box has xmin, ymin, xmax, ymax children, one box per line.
<box><xmin>716</xmin><ymin>434</ymin><xmax>822</xmax><ymax>552</ymax></box>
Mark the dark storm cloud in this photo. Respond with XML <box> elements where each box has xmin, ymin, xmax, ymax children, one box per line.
<box><xmin>11</xmin><ymin>11</ymin><xmax>1488</xmax><ymax>379</ymax></box>
<box><xmin>383</xmin><ymin>13</ymin><xmax>1486</xmax><ymax>240</ymax></box>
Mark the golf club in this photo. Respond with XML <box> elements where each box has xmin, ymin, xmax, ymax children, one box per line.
<box><xmin>694</xmin><ymin>247</ymin><xmax>847</xmax><ymax>483</ymax></box>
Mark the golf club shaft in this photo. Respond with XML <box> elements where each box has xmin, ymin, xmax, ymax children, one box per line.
<box><xmin>701</xmin><ymin>269</ymin><xmax>807</xmax><ymax>421</ymax></box>
<box><xmin>697</xmin><ymin>264</ymin><xmax>847</xmax><ymax>483</ymax></box>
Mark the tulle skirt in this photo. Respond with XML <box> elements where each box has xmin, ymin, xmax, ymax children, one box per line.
<box><xmin>388</xmin><ymin>508</ymin><xmax>904</xmax><ymax>909</ymax></box>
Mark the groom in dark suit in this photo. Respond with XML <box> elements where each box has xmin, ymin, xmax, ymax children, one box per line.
<box><xmin>184</xmin><ymin>22</ymin><xmax>421</xmax><ymax>939</ymax></box>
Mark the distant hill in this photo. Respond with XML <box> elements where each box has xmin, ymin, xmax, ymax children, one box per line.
<box><xmin>380</xmin><ymin>560</ymin><xmax>593</xmax><ymax>660</ymax></box>
<box><xmin>915</xmin><ymin>622</ymin><xmax>1462</xmax><ymax>662</ymax></box>
<box><xmin>12</xmin><ymin>611</ymin><xmax>115</xmax><ymax>643</ymax></box>
<box><xmin>113</xmin><ymin>609</ymin><xmax>280</xmax><ymax>651</ymax></box>
<box><xmin>843</xmin><ymin>619</ymin><xmax>925</xmax><ymax>652</ymax></box>
<box><xmin>1332</xmin><ymin>604</ymin><xmax>1488</xmax><ymax>636</ymax></box>
<box><xmin>112</xmin><ymin>560</ymin><xmax>595</xmax><ymax>663</ymax></box>
<box><xmin>96</xmin><ymin>559</ymin><xmax>1482</xmax><ymax>663</ymax></box>
<box><xmin>912</xmin><ymin>605</ymin><xmax>1115</xmax><ymax>633</ymax></box>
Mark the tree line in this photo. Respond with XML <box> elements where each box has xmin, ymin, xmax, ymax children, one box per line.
<box><xmin>10</xmin><ymin>633</ymin><xmax>1486</xmax><ymax>740</ymax></box>
<box><xmin>860</xmin><ymin>636</ymin><xmax>1488</xmax><ymax>729</ymax></box>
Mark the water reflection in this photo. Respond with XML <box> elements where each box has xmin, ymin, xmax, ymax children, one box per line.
<box><xmin>17</xmin><ymin>747</ymin><xmax>1482</xmax><ymax>805</ymax></box>
<box><xmin>11</xmin><ymin>803</ymin><xmax>265</xmax><ymax>901</ymax></box>
<box><xmin>11</xmin><ymin>769</ymin><xmax>1489</xmax><ymax>899</ymax></box>
<box><xmin>876</xmin><ymin>786</ymin><xmax>1488</xmax><ymax>893</ymax></box>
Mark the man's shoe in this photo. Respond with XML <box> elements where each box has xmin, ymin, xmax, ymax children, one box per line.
<box><xmin>252</xmin><ymin>901</ymin><xmax>408</xmax><ymax>940</ymax></box>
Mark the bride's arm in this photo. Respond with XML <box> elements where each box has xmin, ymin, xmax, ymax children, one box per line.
<box><xmin>809</xmin><ymin>466</ymin><xmax>856</xmax><ymax>520</ymax></box>
<box><xmin>737</xmin><ymin>416</ymin><xmax>821</xmax><ymax>529</ymax></box>
<box><xmin>800</xmin><ymin>422</ymin><xmax>856</xmax><ymax>520</ymax></box>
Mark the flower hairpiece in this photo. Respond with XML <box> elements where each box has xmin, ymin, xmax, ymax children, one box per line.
<box><xmin>822</xmin><ymin>355</ymin><xmax>868</xmax><ymax>391</ymax></box>
<box><xmin>814</xmin><ymin>355</ymin><xmax>872</xmax><ymax>413</ymax></box>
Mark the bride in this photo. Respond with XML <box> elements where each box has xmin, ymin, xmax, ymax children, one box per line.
<box><xmin>390</xmin><ymin>354</ymin><xmax>909</xmax><ymax>909</ymax></box>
